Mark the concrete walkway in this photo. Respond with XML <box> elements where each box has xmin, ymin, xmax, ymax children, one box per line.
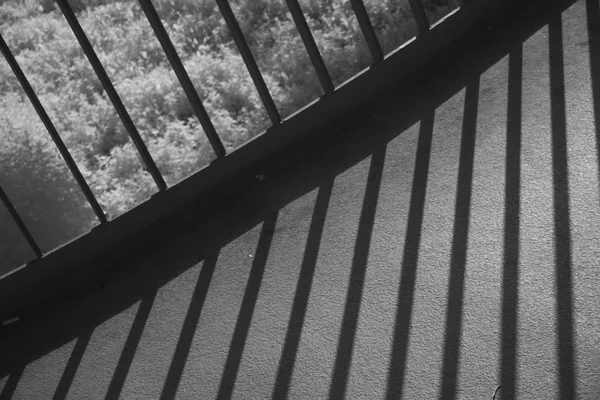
<box><xmin>1</xmin><ymin>0</ymin><xmax>600</xmax><ymax>398</ymax></box>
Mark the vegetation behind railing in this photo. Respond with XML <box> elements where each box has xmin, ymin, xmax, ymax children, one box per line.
<box><xmin>0</xmin><ymin>0</ymin><xmax>458</xmax><ymax>272</ymax></box>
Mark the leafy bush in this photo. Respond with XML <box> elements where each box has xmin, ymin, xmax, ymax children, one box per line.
<box><xmin>0</xmin><ymin>94</ymin><xmax>96</xmax><ymax>253</ymax></box>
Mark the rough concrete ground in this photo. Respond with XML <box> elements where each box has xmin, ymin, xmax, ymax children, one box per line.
<box><xmin>1</xmin><ymin>0</ymin><xmax>600</xmax><ymax>399</ymax></box>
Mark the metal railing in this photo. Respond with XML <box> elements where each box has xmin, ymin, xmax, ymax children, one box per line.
<box><xmin>0</xmin><ymin>0</ymin><xmax>458</xmax><ymax>264</ymax></box>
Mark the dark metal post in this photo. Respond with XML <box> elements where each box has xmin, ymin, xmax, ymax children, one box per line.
<box><xmin>215</xmin><ymin>0</ymin><xmax>281</xmax><ymax>125</ymax></box>
<box><xmin>348</xmin><ymin>0</ymin><xmax>383</xmax><ymax>63</ymax></box>
<box><xmin>408</xmin><ymin>0</ymin><xmax>431</xmax><ymax>33</ymax></box>
<box><xmin>0</xmin><ymin>34</ymin><xmax>107</xmax><ymax>224</ymax></box>
<box><xmin>137</xmin><ymin>0</ymin><xmax>226</xmax><ymax>158</ymax></box>
<box><xmin>284</xmin><ymin>0</ymin><xmax>334</xmax><ymax>94</ymax></box>
<box><xmin>0</xmin><ymin>186</ymin><xmax>42</xmax><ymax>259</ymax></box>
<box><xmin>55</xmin><ymin>0</ymin><xmax>167</xmax><ymax>192</ymax></box>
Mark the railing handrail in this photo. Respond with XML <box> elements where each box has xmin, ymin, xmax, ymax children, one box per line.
<box><xmin>2</xmin><ymin>0</ymin><xmax>429</xmax><ymax>261</ymax></box>
<box><xmin>0</xmin><ymin>0</ymin><xmax>518</xmax><ymax>322</ymax></box>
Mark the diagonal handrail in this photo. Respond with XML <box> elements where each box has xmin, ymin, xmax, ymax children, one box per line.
<box><xmin>0</xmin><ymin>0</ymin><xmax>471</xmax><ymax>283</ymax></box>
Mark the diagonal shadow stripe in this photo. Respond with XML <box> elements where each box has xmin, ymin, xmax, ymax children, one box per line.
<box><xmin>0</xmin><ymin>367</ymin><xmax>24</xmax><ymax>400</ymax></box>
<box><xmin>586</xmin><ymin>0</ymin><xmax>600</xmax><ymax>198</ymax></box>
<box><xmin>105</xmin><ymin>293</ymin><xmax>156</xmax><ymax>400</ymax></box>
<box><xmin>438</xmin><ymin>78</ymin><xmax>479</xmax><ymax>400</ymax></box>
<box><xmin>271</xmin><ymin>180</ymin><xmax>334</xmax><ymax>400</ymax></box>
<box><xmin>500</xmin><ymin>43</ymin><xmax>523</xmax><ymax>400</ymax></box>
<box><xmin>216</xmin><ymin>212</ymin><xmax>279</xmax><ymax>400</ymax></box>
<box><xmin>52</xmin><ymin>331</ymin><xmax>93</xmax><ymax>400</ymax></box>
<box><xmin>548</xmin><ymin>13</ymin><xmax>576</xmax><ymax>399</ymax></box>
<box><xmin>385</xmin><ymin>112</ymin><xmax>435</xmax><ymax>400</ymax></box>
<box><xmin>327</xmin><ymin>144</ymin><xmax>386</xmax><ymax>400</ymax></box>
<box><xmin>160</xmin><ymin>251</ymin><xmax>220</xmax><ymax>400</ymax></box>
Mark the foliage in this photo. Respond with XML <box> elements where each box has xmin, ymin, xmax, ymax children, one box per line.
<box><xmin>0</xmin><ymin>0</ymin><xmax>455</xmax><ymax>268</ymax></box>
<box><xmin>0</xmin><ymin>94</ymin><xmax>95</xmax><ymax>261</ymax></box>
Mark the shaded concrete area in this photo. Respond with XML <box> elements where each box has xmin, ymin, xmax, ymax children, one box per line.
<box><xmin>1</xmin><ymin>0</ymin><xmax>600</xmax><ymax>398</ymax></box>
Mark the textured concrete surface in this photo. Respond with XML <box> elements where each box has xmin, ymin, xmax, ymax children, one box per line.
<box><xmin>2</xmin><ymin>0</ymin><xmax>600</xmax><ymax>399</ymax></box>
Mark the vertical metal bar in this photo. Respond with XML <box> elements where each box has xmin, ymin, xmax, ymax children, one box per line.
<box><xmin>348</xmin><ymin>0</ymin><xmax>383</xmax><ymax>63</ymax></box>
<box><xmin>55</xmin><ymin>0</ymin><xmax>167</xmax><ymax>192</ymax></box>
<box><xmin>0</xmin><ymin>185</ymin><xmax>42</xmax><ymax>259</ymax></box>
<box><xmin>137</xmin><ymin>0</ymin><xmax>226</xmax><ymax>158</ymax></box>
<box><xmin>284</xmin><ymin>0</ymin><xmax>334</xmax><ymax>94</ymax></box>
<box><xmin>0</xmin><ymin>34</ymin><xmax>107</xmax><ymax>224</ymax></box>
<box><xmin>215</xmin><ymin>0</ymin><xmax>281</xmax><ymax>125</ymax></box>
<box><xmin>408</xmin><ymin>0</ymin><xmax>430</xmax><ymax>34</ymax></box>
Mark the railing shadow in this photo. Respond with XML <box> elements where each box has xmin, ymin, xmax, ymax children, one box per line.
<box><xmin>0</xmin><ymin>0</ymin><xmax>586</xmax><ymax>398</ymax></box>
<box><xmin>104</xmin><ymin>294</ymin><xmax>156</xmax><ymax>400</ymax></box>
<box><xmin>216</xmin><ymin>212</ymin><xmax>279</xmax><ymax>400</ymax></box>
<box><xmin>0</xmin><ymin>367</ymin><xmax>23</xmax><ymax>400</ymax></box>
<box><xmin>548</xmin><ymin>11</ymin><xmax>576</xmax><ymax>399</ymax></box>
<box><xmin>385</xmin><ymin>110</ymin><xmax>434</xmax><ymax>400</ymax></box>
<box><xmin>327</xmin><ymin>143</ymin><xmax>387</xmax><ymax>400</ymax></box>
<box><xmin>500</xmin><ymin>42</ymin><xmax>523</xmax><ymax>400</ymax></box>
<box><xmin>437</xmin><ymin>75</ymin><xmax>479</xmax><ymax>400</ymax></box>
<box><xmin>587</xmin><ymin>0</ymin><xmax>600</xmax><ymax>196</ymax></box>
<box><xmin>52</xmin><ymin>330</ymin><xmax>92</xmax><ymax>400</ymax></box>
<box><xmin>158</xmin><ymin>252</ymin><xmax>219</xmax><ymax>400</ymax></box>
<box><xmin>271</xmin><ymin>178</ymin><xmax>334</xmax><ymax>400</ymax></box>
